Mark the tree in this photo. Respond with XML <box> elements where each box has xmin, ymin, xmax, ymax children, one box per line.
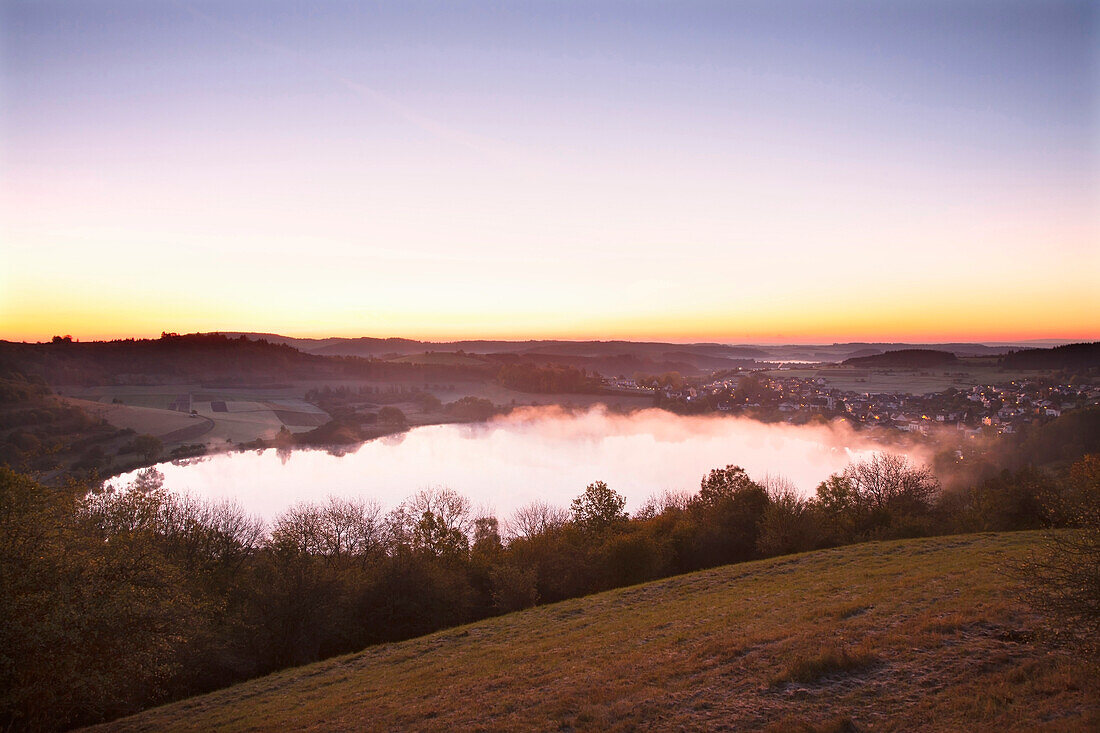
<box><xmin>659</xmin><ymin>371</ymin><xmax>683</xmax><ymax>389</ymax></box>
<box><xmin>960</xmin><ymin>468</ymin><xmax>1057</xmax><ymax>532</ymax></box>
<box><xmin>413</xmin><ymin>511</ymin><xmax>469</xmax><ymax>558</ymax></box>
<box><xmin>132</xmin><ymin>434</ymin><xmax>163</xmax><ymax>462</ymax></box>
<box><xmin>507</xmin><ymin>500</ymin><xmax>569</xmax><ymax>539</ymax></box>
<box><xmin>471</xmin><ymin>516</ymin><xmax>503</xmax><ymax>557</ymax></box>
<box><xmin>815</xmin><ymin>473</ymin><xmax>861</xmax><ymax>543</ymax></box>
<box><xmin>270</xmin><ymin>497</ymin><xmax>383</xmax><ymax>568</ymax></box>
<box><xmin>844</xmin><ymin>453</ymin><xmax>939</xmax><ymax>514</ymax></box>
<box><xmin>635</xmin><ymin>489</ymin><xmax>693</xmax><ymax>520</ymax></box>
<box><xmin>690</xmin><ymin>465</ymin><xmax>769</xmax><ymax>564</ymax></box>
<box><xmin>1</xmin><ymin>468</ymin><xmax>198</xmax><ymax>730</ymax></box>
<box><xmin>570</xmin><ymin>481</ymin><xmax>627</xmax><ymax>532</ymax></box>
<box><xmin>815</xmin><ymin>454</ymin><xmax>941</xmax><ymax>538</ymax></box>
<box><xmin>698</xmin><ymin>465</ymin><xmax>763</xmax><ymax>508</ymax></box>
<box><xmin>399</xmin><ymin>488</ymin><xmax>472</xmax><ymax>558</ymax></box>
<box><xmin>757</xmin><ymin>480</ymin><xmax>823</xmax><ymax>557</ymax></box>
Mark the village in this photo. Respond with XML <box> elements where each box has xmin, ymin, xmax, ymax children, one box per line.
<box><xmin>605</xmin><ymin>369</ymin><xmax>1099</xmax><ymax>439</ymax></box>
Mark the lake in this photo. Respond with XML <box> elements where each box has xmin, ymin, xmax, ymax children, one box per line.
<box><xmin>113</xmin><ymin>406</ymin><xmax>920</xmax><ymax>522</ymax></box>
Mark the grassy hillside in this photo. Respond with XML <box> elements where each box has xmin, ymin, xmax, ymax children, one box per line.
<box><xmin>95</xmin><ymin>532</ymin><xmax>1096</xmax><ymax>732</ymax></box>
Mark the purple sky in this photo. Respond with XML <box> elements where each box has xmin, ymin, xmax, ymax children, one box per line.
<box><xmin>2</xmin><ymin>1</ymin><xmax>1097</xmax><ymax>341</ymax></box>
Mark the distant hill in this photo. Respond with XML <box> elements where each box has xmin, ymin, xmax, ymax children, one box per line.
<box><xmin>1001</xmin><ymin>342</ymin><xmax>1100</xmax><ymax>370</ymax></box>
<box><xmin>309</xmin><ymin>337</ymin><xmax>433</xmax><ymax>358</ymax></box>
<box><xmin>213</xmin><ymin>333</ymin><xmax>1056</xmax><ymax>375</ymax></box>
<box><xmin>0</xmin><ymin>334</ymin><xmax>494</xmax><ymax>386</ymax></box>
<box><xmin>842</xmin><ymin>349</ymin><xmax>959</xmax><ymax>368</ymax></box>
<box><xmin>95</xmin><ymin>532</ymin><xmax>1096</xmax><ymax>732</ymax></box>
<box><xmin>0</xmin><ymin>333</ymin><xmax>327</xmax><ymax>386</ymax></box>
<box><xmin>5</xmin><ymin>333</ymin><xmax>1083</xmax><ymax>383</ymax></box>
<box><xmin>831</xmin><ymin>342</ymin><xmax>1014</xmax><ymax>359</ymax></box>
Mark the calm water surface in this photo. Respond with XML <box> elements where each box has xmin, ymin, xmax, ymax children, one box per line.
<box><xmin>114</xmin><ymin>407</ymin><xmax>914</xmax><ymax>521</ymax></box>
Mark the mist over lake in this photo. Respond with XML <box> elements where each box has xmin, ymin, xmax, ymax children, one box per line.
<box><xmin>113</xmin><ymin>406</ymin><xmax>925</xmax><ymax>521</ymax></box>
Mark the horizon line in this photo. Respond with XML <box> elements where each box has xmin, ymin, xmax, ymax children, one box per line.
<box><xmin>3</xmin><ymin>330</ymin><xmax>1096</xmax><ymax>348</ymax></box>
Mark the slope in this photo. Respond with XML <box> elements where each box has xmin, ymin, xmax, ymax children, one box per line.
<box><xmin>95</xmin><ymin>532</ymin><xmax>1096</xmax><ymax>732</ymax></box>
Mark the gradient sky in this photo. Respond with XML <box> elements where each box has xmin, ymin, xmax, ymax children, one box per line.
<box><xmin>2</xmin><ymin>0</ymin><xmax>1098</xmax><ymax>343</ymax></box>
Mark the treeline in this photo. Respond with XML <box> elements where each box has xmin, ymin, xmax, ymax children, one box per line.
<box><xmin>0</xmin><ymin>334</ymin><xmax>495</xmax><ymax>387</ymax></box>
<box><xmin>0</xmin><ymin>334</ymin><xmax>323</xmax><ymax>385</ymax></box>
<box><xmin>496</xmin><ymin>363</ymin><xmax>602</xmax><ymax>393</ymax></box>
<box><xmin>843</xmin><ymin>348</ymin><xmax>959</xmax><ymax>368</ymax></box>
<box><xmin>1001</xmin><ymin>341</ymin><xmax>1100</xmax><ymax>371</ymax></box>
<box><xmin>3</xmin><ymin>449</ymin><xmax>1098</xmax><ymax>731</ymax></box>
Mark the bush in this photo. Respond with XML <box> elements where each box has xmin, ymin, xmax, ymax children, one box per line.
<box><xmin>489</xmin><ymin>564</ymin><xmax>539</xmax><ymax>613</ymax></box>
<box><xmin>132</xmin><ymin>434</ymin><xmax>163</xmax><ymax>462</ymax></box>
<box><xmin>1023</xmin><ymin>454</ymin><xmax>1100</xmax><ymax>655</ymax></box>
<box><xmin>444</xmin><ymin>396</ymin><xmax>497</xmax><ymax>421</ymax></box>
<box><xmin>377</xmin><ymin>406</ymin><xmax>406</xmax><ymax>425</ymax></box>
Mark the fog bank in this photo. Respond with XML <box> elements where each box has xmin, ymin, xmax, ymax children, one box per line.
<box><xmin>114</xmin><ymin>406</ymin><xmax>930</xmax><ymax>521</ymax></box>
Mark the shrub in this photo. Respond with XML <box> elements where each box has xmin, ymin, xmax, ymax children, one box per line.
<box><xmin>1023</xmin><ymin>454</ymin><xmax>1100</xmax><ymax>655</ymax></box>
<box><xmin>489</xmin><ymin>564</ymin><xmax>539</xmax><ymax>613</ymax></box>
<box><xmin>377</xmin><ymin>406</ymin><xmax>406</xmax><ymax>425</ymax></box>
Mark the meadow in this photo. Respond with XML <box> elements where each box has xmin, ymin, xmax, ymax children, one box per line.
<box><xmin>92</xmin><ymin>531</ymin><xmax>1096</xmax><ymax>732</ymax></box>
<box><xmin>57</xmin><ymin>386</ymin><xmax>328</xmax><ymax>445</ymax></box>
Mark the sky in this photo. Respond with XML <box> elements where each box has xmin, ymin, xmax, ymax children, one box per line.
<box><xmin>1</xmin><ymin>0</ymin><xmax>1098</xmax><ymax>344</ymax></box>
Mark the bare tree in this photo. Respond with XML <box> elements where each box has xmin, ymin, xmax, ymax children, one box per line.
<box><xmin>760</xmin><ymin>473</ymin><xmax>799</xmax><ymax>501</ymax></box>
<box><xmin>405</xmin><ymin>487</ymin><xmax>472</xmax><ymax>537</ymax></box>
<box><xmin>317</xmin><ymin>497</ymin><xmax>384</xmax><ymax>565</ymax></box>
<box><xmin>635</xmin><ymin>489</ymin><xmax>694</xmax><ymax>520</ymax></box>
<box><xmin>843</xmin><ymin>453</ymin><xmax>939</xmax><ymax>512</ymax></box>
<box><xmin>270</xmin><ymin>502</ymin><xmax>324</xmax><ymax>556</ymax></box>
<box><xmin>506</xmin><ymin>500</ymin><xmax>569</xmax><ymax>540</ymax></box>
<box><xmin>271</xmin><ymin>497</ymin><xmax>384</xmax><ymax>566</ymax></box>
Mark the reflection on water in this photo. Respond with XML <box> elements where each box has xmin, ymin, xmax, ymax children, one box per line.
<box><xmin>112</xmin><ymin>406</ymin><xmax>923</xmax><ymax>521</ymax></box>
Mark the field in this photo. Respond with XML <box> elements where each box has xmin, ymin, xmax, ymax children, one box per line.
<box><xmin>93</xmin><ymin>532</ymin><xmax>1096</xmax><ymax>732</ymax></box>
<box><xmin>769</xmin><ymin>364</ymin><xmax>1052</xmax><ymax>395</ymax></box>
<box><xmin>56</xmin><ymin>386</ymin><xmax>330</xmax><ymax>447</ymax></box>
<box><xmin>59</xmin><ymin>397</ymin><xmax>201</xmax><ymax>438</ymax></box>
<box><xmin>55</xmin><ymin>381</ymin><xmax>656</xmax><ymax>454</ymax></box>
<box><xmin>387</xmin><ymin>352</ymin><xmax>490</xmax><ymax>366</ymax></box>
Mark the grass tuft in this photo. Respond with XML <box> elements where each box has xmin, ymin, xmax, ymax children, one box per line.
<box><xmin>771</xmin><ymin>642</ymin><xmax>879</xmax><ymax>686</ymax></box>
<box><xmin>764</xmin><ymin>715</ymin><xmax>860</xmax><ymax>733</ymax></box>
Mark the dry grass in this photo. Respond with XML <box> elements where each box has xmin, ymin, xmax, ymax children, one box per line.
<box><xmin>770</xmin><ymin>640</ymin><xmax>879</xmax><ymax>686</ymax></box>
<box><xmin>58</xmin><ymin>397</ymin><xmax>198</xmax><ymax>437</ymax></box>
<box><xmin>91</xmin><ymin>532</ymin><xmax>1097</xmax><ymax>732</ymax></box>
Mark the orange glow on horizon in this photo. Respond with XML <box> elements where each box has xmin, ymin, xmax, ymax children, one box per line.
<box><xmin>3</xmin><ymin>297</ymin><xmax>1097</xmax><ymax>346</ymax></box>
